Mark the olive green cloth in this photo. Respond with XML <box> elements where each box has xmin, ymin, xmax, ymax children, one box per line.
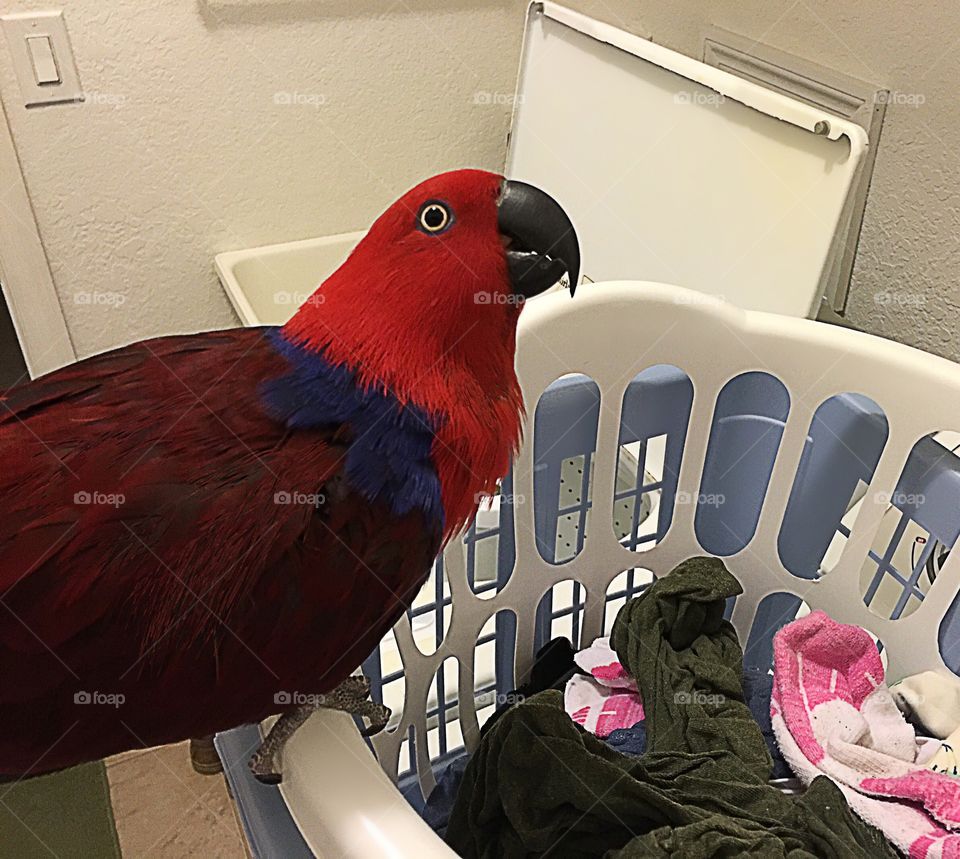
<box><xmin>0</xmin><ymin>761</ymin><xmax>121</xmax><ymax>858</ymax></box>
<box><xmin>445</xmin><ymin>557</ymin><xmax>897</xmax><ymax>858</ymax></box>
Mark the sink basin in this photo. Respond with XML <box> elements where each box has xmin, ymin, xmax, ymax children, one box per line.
<box><xmin>215</xmin><ymin>231</ymin><xmax>365</xmax><ymax>326</ymax></box>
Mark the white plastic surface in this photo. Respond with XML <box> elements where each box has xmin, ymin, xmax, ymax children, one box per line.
<box><xmin>215</xmin><ymin>231</ymin><xmax>364</xmax><ymax>326</ymax></box>
<box><xmin>274</xmin><ymin>282</ymin><xmax>960</xmax><ymax>857</ymax></box>
<box><xmin>505</xmin><ymin>3</ymin><xmax>867</xmax><ymax>318</ymax></box>
<box><xmin>276</xmin><ymin>711</ymin><xmax>456</xmax><ymax>858</ymax></box>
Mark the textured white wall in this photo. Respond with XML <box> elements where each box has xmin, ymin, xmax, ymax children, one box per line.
<box><xmin>560</xmin><ymin>0</ymin><xmax>960</xmax><ymax>361</ymax></box>
<box><xmin>0</xmin><ymin>0</ymin><xmax>523</xmax><ymax>357</ymax></box>
<box><xmin>3</xmin><ymin>1</ymin><xmax>959</xmax><ymax>361</ymax></box>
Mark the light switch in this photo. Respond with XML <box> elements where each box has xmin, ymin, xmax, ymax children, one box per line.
<box><xmin>26</xmin><ymin>36</ymin><xmax>60</xmax><ymax>85</ymax></box>
<box><xmin>1</xmin><ymin>11</ymin><xmax>83</xmax><ymax>107</ymax></box>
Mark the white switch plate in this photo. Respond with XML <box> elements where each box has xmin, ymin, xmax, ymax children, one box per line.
<box><xmin>2</xmin><ymin>11</ymin><xmax>82</xmax><ymax>107</ymax></box>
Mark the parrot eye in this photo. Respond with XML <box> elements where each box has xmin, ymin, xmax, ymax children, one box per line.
<box><xmin>417</xmin><ymin>201</ymin><xmax>453</xmax><ymax>235</ymax></box>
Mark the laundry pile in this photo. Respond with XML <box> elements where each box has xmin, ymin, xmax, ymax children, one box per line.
<box><xmin>423</xmin><ymin>556</ymin><xmax>960</xmax><ymax>857</ymax></box>
<box><xmin>562</xmin><ymin>626</ymin><xmax>792</xmax><ymax>780</ymax></box>
<box><xmin>772</xmin><ymin>610</ymin><xmax>960</xmax><ymax>855</ymax></box>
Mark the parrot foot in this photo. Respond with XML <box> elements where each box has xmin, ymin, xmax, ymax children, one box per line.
<box><xmin>249</xmin><ymin>703</ymin><xmax>313</xmax><ymax>785</ymax></box>
<box><xmin>319</xmin><ymin>674</ymin><xmax>391</xmax><ymax>736</ymax></box>
<box><xmin>249</xmin><ymin>675</ymin><xmax>391</xmax><ymax>784</ymax></box>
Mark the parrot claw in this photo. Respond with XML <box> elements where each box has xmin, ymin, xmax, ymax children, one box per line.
<box><xmin>358</xmin><ymin>701</ymin><xmax>391</xmax><ymax>737</ymax></box>
<box><xmin>248</xmin><ymin>674</ymin><xmax>390</xmax><ymax>783</ymax></box>
<box><xmin>251</xmin><ymin>770</ymin><xmax>283</xmax><ymax>786</ymax></box>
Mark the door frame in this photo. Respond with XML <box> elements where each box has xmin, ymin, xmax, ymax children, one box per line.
<box><xmin>0</xmin><ymin>93</ymin><xmax>75</xmax><ymax>379</ymax></box>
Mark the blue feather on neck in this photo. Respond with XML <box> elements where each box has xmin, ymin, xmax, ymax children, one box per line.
<box><xmin>260</xmin><ymin>330</ymin><xmax>444</xmax><ymax>532</ymax></box>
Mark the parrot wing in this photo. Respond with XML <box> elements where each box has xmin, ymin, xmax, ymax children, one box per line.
<box><xmin>0</xmin><ymin>328</ymin><xmax>316</xmax><ymax>657</ymax></box>
<box><xmin>0</xmin><ymin>328</ymin><xmax>439</xmax><ymax>773</ymax></box>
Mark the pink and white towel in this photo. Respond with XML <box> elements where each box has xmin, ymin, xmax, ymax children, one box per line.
<box><xmin>772</xmin><ymin>610</ymin><xmax>960</xmax><ymax>857</ymax></box>
<box><xmin>573</xmin><ymin>636</ymin><xmax>637</xmax><ymax>690</ymax></box>
<box><xmin>564</xmin><ymin>636</ymin><xmax>644</xmax><ymax>738</ymax></box>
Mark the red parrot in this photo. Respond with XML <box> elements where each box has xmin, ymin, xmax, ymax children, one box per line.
<box><xmin>0</xmin><ymin>169</ymin><xmax>578</xmax><ymax>783</ymax></box>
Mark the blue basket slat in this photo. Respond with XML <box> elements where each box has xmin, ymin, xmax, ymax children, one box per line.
<box><xmin>778</xmin><ymin>393</ymin><xmax>888</xmax><ymax>580</ymax></box>
<box><xmin>617</xmin><ymin>364</ymin><xmax>694</xmax><ymax>542</ymax></box>
<box><xmin>742</xmin><ymin>593</ymin><xmax>804</xmax><ymax>673</ymax></box>
<box><xmin>494</xmin><ymin>471</ymin><xmax>519</xmax><ymax>700</ymax></box>
<box><xmin>697</xmin><ymin>414</ymin><xmax>787</xmax><ymax>554</ymax></box>
<box><xmin>532</xmin><ymin>374</ymin><xmax>601</xmax><ymax>565</ymax></box>
<box><xmin>893</xmin><ymin>435</ymin><xmax>960</xmax><ymax>547</ymax></box>
<box><xmin>695</xmin><ymin>372</ymin><xmax>791</xmax><ymax>556</ymax></box>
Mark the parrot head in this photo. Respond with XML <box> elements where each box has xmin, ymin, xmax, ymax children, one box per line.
<box><xmin>284</xmin><ymin>169</ymin><xmax>579</xmax><ymax>368</ymax></box>
<box><xmin>281</xmin><ymin>168</ymin><xmax>580</xmax><ymax>537</ymax></box>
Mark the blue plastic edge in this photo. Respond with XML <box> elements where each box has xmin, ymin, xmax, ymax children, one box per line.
<box><xmin>215</xmin><ymin>726</ymin><xmax>315</xmax><ymax>859</ymax></box>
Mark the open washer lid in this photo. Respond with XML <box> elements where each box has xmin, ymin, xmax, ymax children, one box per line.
<box><xmin>506</xmin><ymin>2</ymin><xmax>868</xmax><ymax>318</ymax></box>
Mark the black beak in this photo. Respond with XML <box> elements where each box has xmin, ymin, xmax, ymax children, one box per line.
<box><xmin>497</xmin><ymin>179</ymin><xmax>580</xmax><ymax>300</ymax></box>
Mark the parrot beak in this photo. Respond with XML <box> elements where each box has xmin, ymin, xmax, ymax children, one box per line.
<box><xmin>497</xmin><ymin>179</ymin><xmax>580</xmax><ymax>300</ymax></box>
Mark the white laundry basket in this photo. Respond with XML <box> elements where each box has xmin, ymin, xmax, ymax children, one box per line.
<box><xmin>225</xmin><ymin>282</ymin><xmax>960</xmax><ymax>858</ymax></box>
